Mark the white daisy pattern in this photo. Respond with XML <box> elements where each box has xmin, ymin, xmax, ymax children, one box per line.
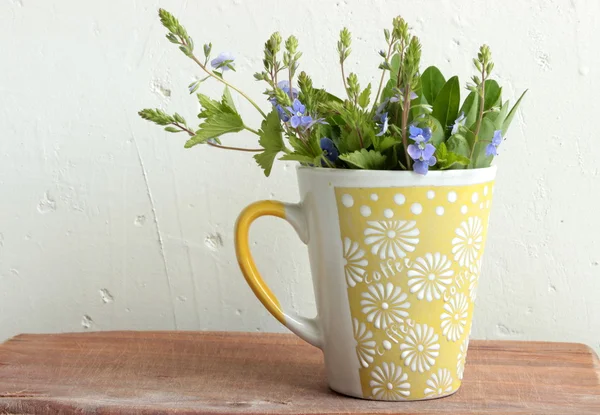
<box><xmin>343</xmin><ymin>237</ymin><xmax>368</xmax><ymax>288</ymax></box>
<box><xmin>457</xmin><ymin>336</ymin><xmax>469</xmax><ymax>380</ymax></box>
<box><xmin>424</xmin><ymin>368</ymin><xmax>454</xmax><ymax>397</ymax></box>
<box><xmin>407</xmin><ymin>253</ymin><xmax>454</xmax><ymax>301</ymax></box>
<box><xmin>451</xmin><ymin>217</ymin><xmax>483</xmax><ymax>267</ymax></box>
<box><xmin>440</xmin><ymin>293</ymin><xmax>469</xmax><ymax>342</ymax></box>
<box><xmin>468</xmin><ymin>259</ymin><xmax>482</xmax><ymax>303</ymax></box>
<box><xmin>370</xmin><ymin>362</ymin><xmax>410</xmax><ymax>400</ymax></box>
<box><xmin>400</xmin><ymin>323</ymin><xmax>440</xmax><ymax>373</ymax></box>
<box><xmin>353</xmin><ymin>318</ymin><xmax>376</xmax><ymax>368</ymax></box>
<box><xmin>364</xmin><ymin>220</ymin><xmax>420</xmax><ymax>260</ymax></box>
<box><xmin>360</xmin><ymin>282</ymin><xmax>410</xmax><ymax>329</ymax></box>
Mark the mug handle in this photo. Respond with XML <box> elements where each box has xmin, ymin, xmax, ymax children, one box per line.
<box><xmin>235</xmin><ymin>200</ymin><xmax>323</xmax><ymax>349</ymax></box>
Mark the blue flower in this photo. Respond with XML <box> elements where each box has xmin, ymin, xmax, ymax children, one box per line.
<box><xmin>451</xmin><ymin>112</ymin><xmax>466</xmax><ymax>135</ymax></box>
<box><xmin>274</xmin><ymin>103</ymin><xmax>290</xmax><ymax>122</ymax></box>
<box><xmin>277</xmin><ymin>80</ymin><xmax>299</xmax><ymax>99</ymax></box>
<box><xmin>408</xmin><ymin>126</ymin><xmax>436</xmax><ymax>175</ymax></box>
<box><xmin>287</xmin><ymin>99</ymin><xmax>312</xmax><ymax>128</ymax></box>
<box><xmin>268</xmin><ymin>95</ymin><xmax>291</xmax><ymax>122</ymax></box>
<box><xmin>304</xmin><ymin>117</ymin><xmax>328</xmax><ymax>130</ymax></box>
<box><xmin>210</xmin><ymin>52</ymin><xmax>235</xmax><ymax>71</ymax></box>
<box><xmin>374</xmin><ymin>98</ymin><xmax>390</xmax><ymax>120</ymax></box>
<box><xmin>320</xmin><ymin>137</ymin><xmax>339</xmax><ymax>165</ymax></box>
<box><xmin>407</xmin><ymin>142</ymin><xmax>436</xmax><ymax>175</ymax></box>
<box><xmin>408</xmin><ymin>125</ymin><xmax>432</xmax><ymax>143</ymax></box>
<box><xmin>390</xmin><ymin>88</ymin><xmax>418</xmax><ymax>103</ymax></box>
<box><xmin>376</xmin><ymin>112</ymin><xmax>389</xmax><ymax>136</ymax></box>
<box><xmin>486</xmin><ymin>129</ymin><xmax>503</xmax><ymax>157</ymax></box>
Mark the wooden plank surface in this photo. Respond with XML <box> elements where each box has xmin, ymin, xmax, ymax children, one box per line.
<box><xmin>0</xmin><ymin>331</ymin><xmax>598</xmax><ymax>414</ymax></box>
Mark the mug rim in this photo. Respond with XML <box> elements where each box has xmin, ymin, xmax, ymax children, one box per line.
<box><xmin>296</xmin><ymin>165</ymin><xmax>497</xmax><ymax>187</ymax></box>
<box><xmin>297</xmin><ymin>165</ymin><xmax>496</xmax><ymax>176</ymax></box>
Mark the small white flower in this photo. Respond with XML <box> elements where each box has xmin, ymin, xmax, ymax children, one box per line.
<box><xmin>424</xmin><ymin>368</ymin><xmax>454</xmax><ymax>397</ymax></box>
<box><xmin>407</xmin><ymin>253</ymin><xmax>454</xmax><ymax>301</ymax></box>
<box><xmin>364</xmin><ymin>220</ymin><xmax>420</xmax><ymax>260</ymax></box>
<box><xmin>440</xmin><ymin>293</ymin><xmax>469</xmax><ymax>342</ymax></box>
<box><xmin>353</xmin><ymin>318</ymin><xmax>376</xmax><ymax>368</ymax></box>
<box><xmin>451</xmin><ymin>217</ymin><xmax>483</xmax><ymax>267</ymax></box>
<box><xmin>342</xmin><ymin>237</ymin><xmax>368</xmax><ymax>288</ymax></box>
<box><xmin>369</xmin><ymin>362</ymin><xmax>410</xmax><ymax>400</ymax></box>
<box><xmin>400</xmin><ymin>323</ymin><xmax>440</xmax><ymax>373</ymax></box>
<box><xmin>360</xmin><ymin>282</ymin><xmax>410</xmax><ymax>329</ymax></box>
<box><xmin>457</xmin><ymin>336</ymin><xmax>469</xmax><ymax>380</ymax></box>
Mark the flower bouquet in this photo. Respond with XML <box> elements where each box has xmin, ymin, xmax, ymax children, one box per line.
<box><xmin>139</xmin><ymin>10</ymin><xmax>526</xmax><ymax>176</ymax></box>
<box><xmin>139</xmin><ymin>10</ymin><xmax>526</xmax><ymax>401</ymax></box>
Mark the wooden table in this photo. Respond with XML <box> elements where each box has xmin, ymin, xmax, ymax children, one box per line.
<box><xmin>0</xmin><ymin>331</ymin><xmax>598</xmax><ymax>414</ymax></box>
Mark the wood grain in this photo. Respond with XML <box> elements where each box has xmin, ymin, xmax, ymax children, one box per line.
<box><xmin>0</xmin><ymin>331</ymin><xmax>598</xmax><ymax>414</ymax></box>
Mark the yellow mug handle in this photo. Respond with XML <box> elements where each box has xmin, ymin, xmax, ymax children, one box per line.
<box><xmin>234</xmin><ymin>200</ymin><xmax>322</xmax><ymax>349</ymax></box>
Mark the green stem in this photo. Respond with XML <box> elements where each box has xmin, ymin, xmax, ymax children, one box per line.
<box><xmin>174</xmin><ymin>122</ymin><xmax>262</xmax><ymax>152</ymax></box>
<box><xmin>355</xmin><ymin>124</ymin><xmax>364</xmax><ymax>148</ymax></box>
<box><xmin>207</xmin><ymin>142</ymin><xmax>263</xmax><ymax>152</ymax></box>
<box><xmin>288</xmin><ymin>63</ymin><xmax>294</xmax><ymax>101</ymax></box>
<box><xmin>341</xmin><ymin>60</ymin><xmax>349</xmax><ymax>98</ymax></box>
<box><xmin>373</xmin><ymin>39</ymin><xmax>396</xmax><ymax>109</ymax></box>
<box><xmin>470</xmin><ymin>67</ymin><xmax>487</xmax><ymax>160</ymax></box>
<box><xmin>188</xmin><ymin>52</ymin><xmax>268</xmax><ymax>119</ymax></box>
<box><xmin>321</xmin><ymin>154</ymin><xmax>335</xmax><ymax>168</ymax></box>
<box><xmin>401</xmin><ymin>88</ymin><xmax>412</xmax><ymax>169</ymax></box>
<box><xmin>244</xmin><ymin>125</ymin><xmax>260</xmax><ymax>136</ymax></box>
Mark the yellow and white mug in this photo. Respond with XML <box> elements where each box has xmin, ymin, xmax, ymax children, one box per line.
<box><xmin>235</xmin><ymin>166</ymin><xmax>496</xmax><ymax>401</ymax></box>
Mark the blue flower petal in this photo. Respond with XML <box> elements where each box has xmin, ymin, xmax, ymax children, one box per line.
<box><xmin>422</xmin><ymin>127</ymin><xmax>432</xmax><ymax>141</ymax></box>
<box><xmin>301</xmin><ymin>115</ymin><xmax>312</xmax><ymax>126</ymax></box>
<box><xmin>423</xmin><ymin>143</ymin><xmax>436</xmax><ymax>160</ymax></box>
<box><xmin>407</xmin><ymin>144</ymin><xmax>422</xmax><ymax>160</ymax></box>
<box><xmin>210</xmin><ymin>52</ymin><xmax>235</xmax><ymax>71</ymax></box>
<box><xmin>290</xmin><ymin>115</ymin><xmax>301</xmax><ymax>128</ymax></box>
<box><xmin>486</xmin><ymin>143</ymin><xmax>497</xmax><ymax>157</ymax></box>
<box><xmin>492</xmin><ymin>130</ymin><xmax>503</xmax><ymax>146</ymax></box>
<box><xmin>409</xmin><ymin>125</ymin><xmax>423</xmax><ymax>139</ymax></box>
<box><xmin>413</xmin><ymin>160</ymin><xmax>429</xmax><ymax>175</ymax></box>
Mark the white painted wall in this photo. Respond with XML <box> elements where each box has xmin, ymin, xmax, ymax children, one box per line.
<box><xmin>1</xmin><ymin>0</ymin><xmax>599</xmax><ymax>353</ymax></box>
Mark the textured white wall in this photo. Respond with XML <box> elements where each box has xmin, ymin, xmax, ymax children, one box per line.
<box><xmin>1</xmin><ymin>0</ymin><xmax>599</xmax><ymax>353</ymax></box>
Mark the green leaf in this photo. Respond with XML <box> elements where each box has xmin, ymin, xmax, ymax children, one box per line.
<box><xmin>253</xmin><ymin>109</ymin><xmax>285</xmax><ymax>176</ymax></box>
<box><xmin>459</xmin><ymin>91</ymin><xmax>479</xmax><ymax>128</ymax></box>
<box><xmin>358</xmin><ymin>83</ymin><xmax>372</xmax><ymax>109</ymax></box>
<box><xmin>483</xmin><ymin>80</ymin><xmax>501</xmax><ymax>111</ymax></box>
<box><xmin>381</xmin><ymin>78</ymin><xmax>396</xmax><ymax>101</ymax></box>
<box><xmin>138</xmin><ymin>108</ymin><xmax>174</xmax><ymax>126</ymax></box>
<box><xmin>314</xmin><ymin>89</ymin><xmax>343</xmax><ymax>103</ymax></box>
<box><xmin>436</xmin><ymin>142</ymin><xmax>470</xmax><ymax>170</ymax></box>
<box><xmin>432</xmin><ymin>76</ymin><xmax>460</xmax><ymax>135</ymax></box>
<box><xmin>279</xmin><ymin>153</ymin><xmax>316</xmax><ymax>164</ymax></box>
<box><xmin>428</xmin><ymin>117</ymin><xmax>445</xmax><ymax>146</ymax></box>
<box><xmin>421</xmin><ymin>66</ymin><xmax>446</xmax><ymax>105</ymax></box>
<box><xmin>502</xmin><ymin>89</ymin><xmax>527</xmax><ymax>135</ymax></box>
<box><xmin>446</xmin><ymin>133</ymin><xmax>471</xmax><ymax>162</ymax></box>
<box><xmin>222</xmin><ymin>87</ymin><xmax>236</xmax><ymax>113</ymax></box>
<box><xmin>339</xmin><ymin>126</ymin><xmax>374</xmax><ymax>154</ymax></box>
<box><xmin>164</xmin><ymin>126</ymin><xmax>181</xmax><ymax>133</ymax></box>
<box><xmin>173</xmin><ymin>113</ymin><xmax>185</xmax><ymax>124</ymax></box>
<box><xmin>492</xmin><ymin>101</ymin><xmax>510</xmax><ymax>131</ymax></box>
<box><xmin>390</xmin><ymin>53</ymin><xmax>401</xmax><ymax>79</ymax></box>
<box><xmin>185</xmin><ymin>112</ymin><xmax>244</xmax><ymax>148</ymax></box>
<box><xmin>409</xmin><ymin>77</ymin><xmax>428</xmax><ymax>119</ymax></box>
<box><xmin>470</xmin><ymin>117</ymin><xmax>495</xmax><ymax>168</ymax></box>
<box><xmin>339</xmin><ymin>149</ymin><xmax>386</xmax><ymax>170</ymax></box>
<box><xmin>373</xmin><ymin>135</ymin><xmax>399</xmax><ymax>153</ymax></box>
<box><xmin>197</xmin><ymin>94</ymin><xmax>224</xmax><ymax>118</ymax></box>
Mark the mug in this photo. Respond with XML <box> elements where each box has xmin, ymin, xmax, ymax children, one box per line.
<box><xmin>235</xmin><ymin>166</ymin><xmax>496</xmax><ymax>400</ymax></box>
